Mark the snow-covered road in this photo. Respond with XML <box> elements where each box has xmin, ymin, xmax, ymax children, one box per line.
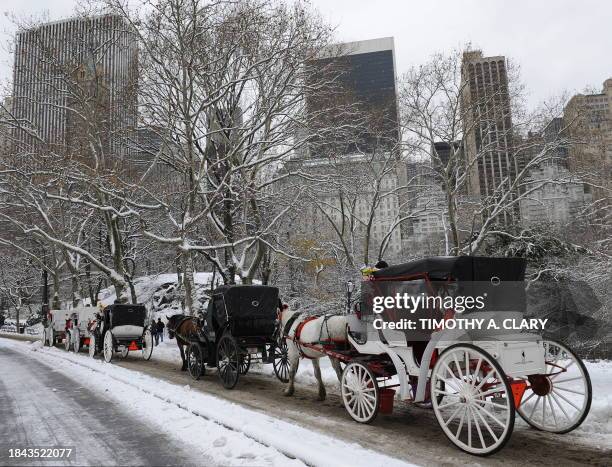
<box><xmin>0</xmin><ymin>338</ymin><xmax>413</xmax><ymax>467</ymax></box>
<box><xmin>0</xmin><ymin>345</ymin><xmax>212</xmax><ymax>466</ymax></box>
<box><xmin>2</xmin><ymin>334</ymin><xmax>610</xmax><ymax>466</ymax></box>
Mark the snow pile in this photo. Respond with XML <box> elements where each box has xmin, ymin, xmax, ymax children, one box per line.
<box><xmin>2</xmin><ymin>338</ymin><xmax>414</xmax><ymax>467</ymax></box>
<box><xmin>99</xmin><ymin>272</ymin><xmax>219</xmax><ymax>318</ymax></box>
<box><xmin>577</xmin><ymin>360</ymin><xmax>612</xmax><ymax>439</ymax></box>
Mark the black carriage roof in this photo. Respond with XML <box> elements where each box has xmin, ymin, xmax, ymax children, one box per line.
<box><xmin>371</xmin><ymin>256</ymin><xmax>526</xmax><ymax>281</ymax></box>
<box><xmin>212</xmin><ymin>284</ymin><xmax>279</xmax><ymax>296</ymax></box>
<box><xmin>211</xmin><ymin>285</ymin><xmax>279</xmax><ymax>314</ymax></box>
<box><xmin>105</xmin><ymin>303</ymin><xmax>146</xmax><ymax>312</ymax></box>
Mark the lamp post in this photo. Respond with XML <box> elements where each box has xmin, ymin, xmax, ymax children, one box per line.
<box><xmin>346</xmin><ymin>280</ymin><xmax>354</xmax><ymax>314</ymax></box>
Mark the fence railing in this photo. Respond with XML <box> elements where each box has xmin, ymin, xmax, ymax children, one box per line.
<box><xmin>0</xmin><ymin>324</ymin><xmax>41</xmax><ymax>335</ymax></box>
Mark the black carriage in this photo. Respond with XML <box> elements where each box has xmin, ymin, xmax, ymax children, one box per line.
<box><xmin>88</xmin><ymin>303</ymin><xmax>154</xmax><ymax>363</ymax></box>
<box><xmin>186</xmin><ymin>285</ymin><xmax>289</xmax><ymax>388</ymax></box>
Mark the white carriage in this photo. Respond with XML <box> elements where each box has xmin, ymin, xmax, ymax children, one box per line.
<box><xmin>310</xmin><ymin>256</ymin><xmax>592</xmax><ymax>456</ymax></box>
<box><xmin>42</xmin><ymin>306</ymin><xmax>98</xmax><ymax>353</ymax></box>
<box><xmin>88</xmin><ymin>303</ymin><xmax>154</xmax><ymax>363</ymax></box>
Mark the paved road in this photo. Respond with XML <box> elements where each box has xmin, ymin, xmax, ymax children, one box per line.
<box><xmin>116</xmin><ymin>354</ymin><xmax>611</xmax><ymax>467</ymax></box>
<box><xmin>0</xmin><ymin>346</ymin><xmax>210</xmax><ymax>466</ymax></box>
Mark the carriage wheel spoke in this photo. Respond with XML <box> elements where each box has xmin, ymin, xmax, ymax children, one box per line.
<box><xmin>443</xmin><ymin>404</ymin><xmax>464</xmax><ymax>426</ymax></box>
<box><xmin>455</xmin><ymin>406</ymin><xmax>467</xmax><ymax>438</ymax></box>
<box><xmin>552</xmin><ymin>389</ymin><xmax>581</xmax><ymax>411</ymax></box>
<box><xmin>529</xmin><ymin>396</ymin><xmax>541</xmax><ymax>419</ymax></box>
<box><xmin>452</xmin><ymin>354</ymin><xmax>465</xmax><ymax>382</ymax></box>
<box><xmin>479</xmin><ymin>385</ymin><xmax>504</xmax><ymax>398</ymax></box>
<box><xmin>554</xmin><ymin>386</ymin><xmax>584</xmax><ymax>396</ymax></box>
<box><xmin>471</xmin><ymin>357</ymin><xmax>482</xmax><ymax>389</ymax></box>
<box><xmin>554</xmin><ymin>376</ymin><xmax>583</xmax><ymax>385</ymax></box>
<box><xmin>438</xmin><ymin>400</ymin><xmax>461</xmax><ymax>410</ymax></box>
<box><xmin>547</xmin><ymin>395</ymin><xmax>558</xmax><ymax>428</ymax></box>
<box><xmin>467</xmin><ymin>408</ymin><xmax>472</xmax><ymax>448</ymax></box>
<box><xmin>521</xmin><ymin>390</ymin><xmax>536</xmax><ymax>405</ymax></box>
<box><xmin>472</xmin><ymin>405</ymin><xmax>498</xmax><ymax>442</ymax></box>
<box><xmin>474</xmin><ymin>368</ymin><xmax>495</xmax><ymax>391</ymax></box>
<box><xmin>475</xmin><ymin>403</ymin><xmax>507</xmax><ymax>429</ymax></box>
<box><xmin>471</xmin><ymin>407</ymin><xmax>486</xmax><ymax>449</ymax></box>
<box><xmin>550</xmin><ymin>392</ymin><xmax>571</xmax><ymax>421</ymax></box>
<box><xmin>476</xmin><ymin>399</ymin><xmax>507</xmax><ymax>410</ymax></box>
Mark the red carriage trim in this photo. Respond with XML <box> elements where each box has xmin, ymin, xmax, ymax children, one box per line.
<box><xmin>128</xmin><ymin>341</ymin><xmax>139</xmax><ymax>351</ymax></box>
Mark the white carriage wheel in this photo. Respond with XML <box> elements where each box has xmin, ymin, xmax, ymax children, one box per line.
<box><xmin>103</xmin><ymin>331</ymin><xmax>114</xmax><ymax>363</ymax></box>
<box><xmin>517</xmin><ymin>340</ymin><xmax>592</xmax><ymax>433</ymax></box>
<box><xmin>121</xmin><ymin>347</ymin><xmax>129</xmax><ymax>358</ymax></box>
<box><xmin>64</xmin><ymin>331</ymin><xmax>72</xmax><ymax>351</ymax></box>
<box><xmin>431</xmin><ymin>344</ymin><xmax>515</xmax><ymax>456</ymax></box>
<box><xmin>41</xmin><ymin>328</ymin><xmax>48</xmax><ymax>346</ymax></box>
<box><xmin>73</xmin><ymin>328</ymin><xmax>81</xmax><ymax>353</ymax></box>
<box><xmin>89</xmin><ymin>334</ymin><xmax>96</xmax><ymax>358</ymax></box>
<box><xmin>47</xmin><ymin>326</ymin><xmax>54</xmax><ymax>346</ymax></box>
<box><xmin>341</xmin><ymin>361</ymin><xmax>380</xmax><ymax>424</ymax></box>
<box><xmin>142</xmin><ymin>329</ymin><xmax>153</xmax><ymax>361</ymax></box>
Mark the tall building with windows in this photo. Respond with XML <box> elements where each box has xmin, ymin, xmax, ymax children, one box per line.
<box><xmin>563</xmin><ymin>78</ymin><xmax>612</xmax><ymax>204</ymax></box>
<box><xmin>306</xmin><ymin>37</ymin><xmax>399</xmax><ymax>157</ymax></box>
<box><xmin>287</xmin><ymin>37</ymin><xmax>405</xmax><ymax>262</ymax></box>
<box><xmin>461</xmin><ymin>50</ymin><xmax>519</xmax><ymax>222</ymax></box>
<box><xmin>11</xmin><ymin>14</ymin><xmax>138</xmax><ymax>165</ymax></box>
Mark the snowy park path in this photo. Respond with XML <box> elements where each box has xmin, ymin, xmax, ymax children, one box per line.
<box><xmin>0</xmin><ymin>338</ymin><xmax>413</xmax><ymax>467</ymax></box>
<box><xmin>0</xmin><ymin>346</ymin><xmax>211</xmax><ymax>466</ymax></box>
<box><xmin>2</xmin><ymin>335</ymin><xmax>610</xmax><ymax>466</ymax></box>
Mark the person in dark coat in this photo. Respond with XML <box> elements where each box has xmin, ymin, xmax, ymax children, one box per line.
<box><xmin>157</xmin><ymin>318</ymin><xmax>165</xmax><ymax>343</ymax></box>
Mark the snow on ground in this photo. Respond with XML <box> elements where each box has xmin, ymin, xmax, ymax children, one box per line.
<box><xmin>150</xmin><ymin>339</ymin><xmax>612</xmax><ymax>448</ymax></box>
<box><xmin>0</xmin><ymin>338</ymin><xmax>413</xmax><ymax>467</ymax></box>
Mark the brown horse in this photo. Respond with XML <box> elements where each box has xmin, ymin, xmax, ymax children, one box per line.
<box><xmin>166</xmin><ymin>314</ymin><xmax>200</xmax><ymax>371</ymax></box>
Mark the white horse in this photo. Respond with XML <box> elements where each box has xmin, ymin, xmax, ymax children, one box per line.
<box><xmin>280</xmin><ymin>307</ymin><xmax>346</xmax><ymax>401</ymax></box>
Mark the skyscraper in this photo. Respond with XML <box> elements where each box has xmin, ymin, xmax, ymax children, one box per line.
<box><xmin>461</xmin><ymin>50</ymin><xmax>518</xmax><ymax>221</ymax></box>
<box><xmin>563</xmin><ymin>78</ymin><xmax>612</xmax><ymax>204</ymax></box>
<box><xmin>11</xmin><ymin>14</ymin><xmax>138</xmax><ymax>166</ymax></box>
<box><xmin>306</xmin><ymin>37</ymin><xmax>399</xmax><ymax>157</ymax></box>
<box><xmin>287</xmin><ymin>37</ymin><xmax>405</xmax><ymax>262</ymax></box>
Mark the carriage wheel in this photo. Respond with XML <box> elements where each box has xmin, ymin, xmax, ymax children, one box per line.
<box><xmin>517</xmin><ymin>340</ymin><xmax>592</xmax><ymax>434</ymax></box>
<box><xmin>41</xmin><ymin>328</ymin><xmax>48</xmax><ymax>346</ymax></box>
<box><xmin>239</xmin><ymin>352</ymin><xmax>251</xmax><ymax>375</ymax></box>
<box><xmin>273</xmin><ymin>339</ymin><xmax>292</xmax><ymax>383</ymax></box>
<box><xmin>89</xmin><ymin>334</ymin><xmax>97</xmax><ymax>358</ymax></box>
<box><xmin>64</xmin><ymin>331</ymin><xmax>72</xmax><ymax>351</ymax></box>
<box><xmin>103</xmin><ymin>331</ymin><xmax>114</xmax><ymax>363</ymax></box>
<box><xmin>73</xmin><ymin>328</ymin><xmax>81</xmax><ymax>354</ymax></box>
<box><xmin>142</xmin><ymin>329</ymin><xmax>154</xmax><ymax>361</ymax></box>
<box><xmin>121</xmin><ymin>347</ymin><xmax>129</xmax><ymax>359</ymax></box>
<box><xmin>431</xmin><ymin>344</ymin><xmax>515</xmax><ymax>456</ymax></box>
<box><xmin>217</xmin><ymin>334</ymin><xmax>240</xmax><ymax>389</ymax></box>
<box><xmin>341</xmin><ymin>361</ymin><xmax>380</xmax><ymax>424</ymax></box>
<box><xmin>188</xmin><ymin>343</ymin><xmax>204</xmax><ymax>381</ymax></box>
<box><xmin>48</xmin><ymin>326</ymin><xmax>55</xmax><ymax>346</ymax></box>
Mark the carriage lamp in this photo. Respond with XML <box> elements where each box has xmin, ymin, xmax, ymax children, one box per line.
<box><xmin>346</xmin><ymin>280</ymin><xmax>354</xmax><ymax>314</ymax></box>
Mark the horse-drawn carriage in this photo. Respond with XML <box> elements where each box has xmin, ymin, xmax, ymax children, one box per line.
<box><xmin>64</xmin><ymin>306</ymin><xmax>97</xmax><ymax>353</ymax></box>
<box><xmin>42</xmin><ymin>307</ymin><xmax>97</xmax><ymax>351</ymax></box>
<box><xmin>88</xmin><ymin>303</ymin><xmax>154</xmax><ymax>363</ymax></box>
<box><xmin>183</xmin><ymin>285</ymin><xmax>290</xmax><ymax>388</ymax></box>
<box><xmin>289</xmin><ymin>256</ymin><xmax>592</xmax><ymax>456</ymax></box>
<box><xmin>42</xmin><ymin>308</ymin><xmax>70</xmax><ymax>347</ymax></box>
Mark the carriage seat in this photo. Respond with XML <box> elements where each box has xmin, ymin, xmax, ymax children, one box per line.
<box><xmin>111</xmin><ymin>325</ymin><xmax>144</xmax><ymax>338</ymax></box>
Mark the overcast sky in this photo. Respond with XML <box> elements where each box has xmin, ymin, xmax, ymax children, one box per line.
<box><xmin>1</xmin><ymin>0</ymin><xmax>610</xmax><ymax>108</ymax></box>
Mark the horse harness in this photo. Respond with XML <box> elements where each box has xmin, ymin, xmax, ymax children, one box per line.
<box><xmin>283</xmin><ymin>312</ymin><xmax>336</xmax><ymax>359</ymax></box>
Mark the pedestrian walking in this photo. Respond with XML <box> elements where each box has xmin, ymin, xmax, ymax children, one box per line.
<box><xmin>152</xmin><ymin>320</ymin><xmax>159</xmax><ymax>346</ymax></box>
<box><xmin>157</xmin><ymin>318</ymin><xmax>165</xmax><ymax>343</ymax></box>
